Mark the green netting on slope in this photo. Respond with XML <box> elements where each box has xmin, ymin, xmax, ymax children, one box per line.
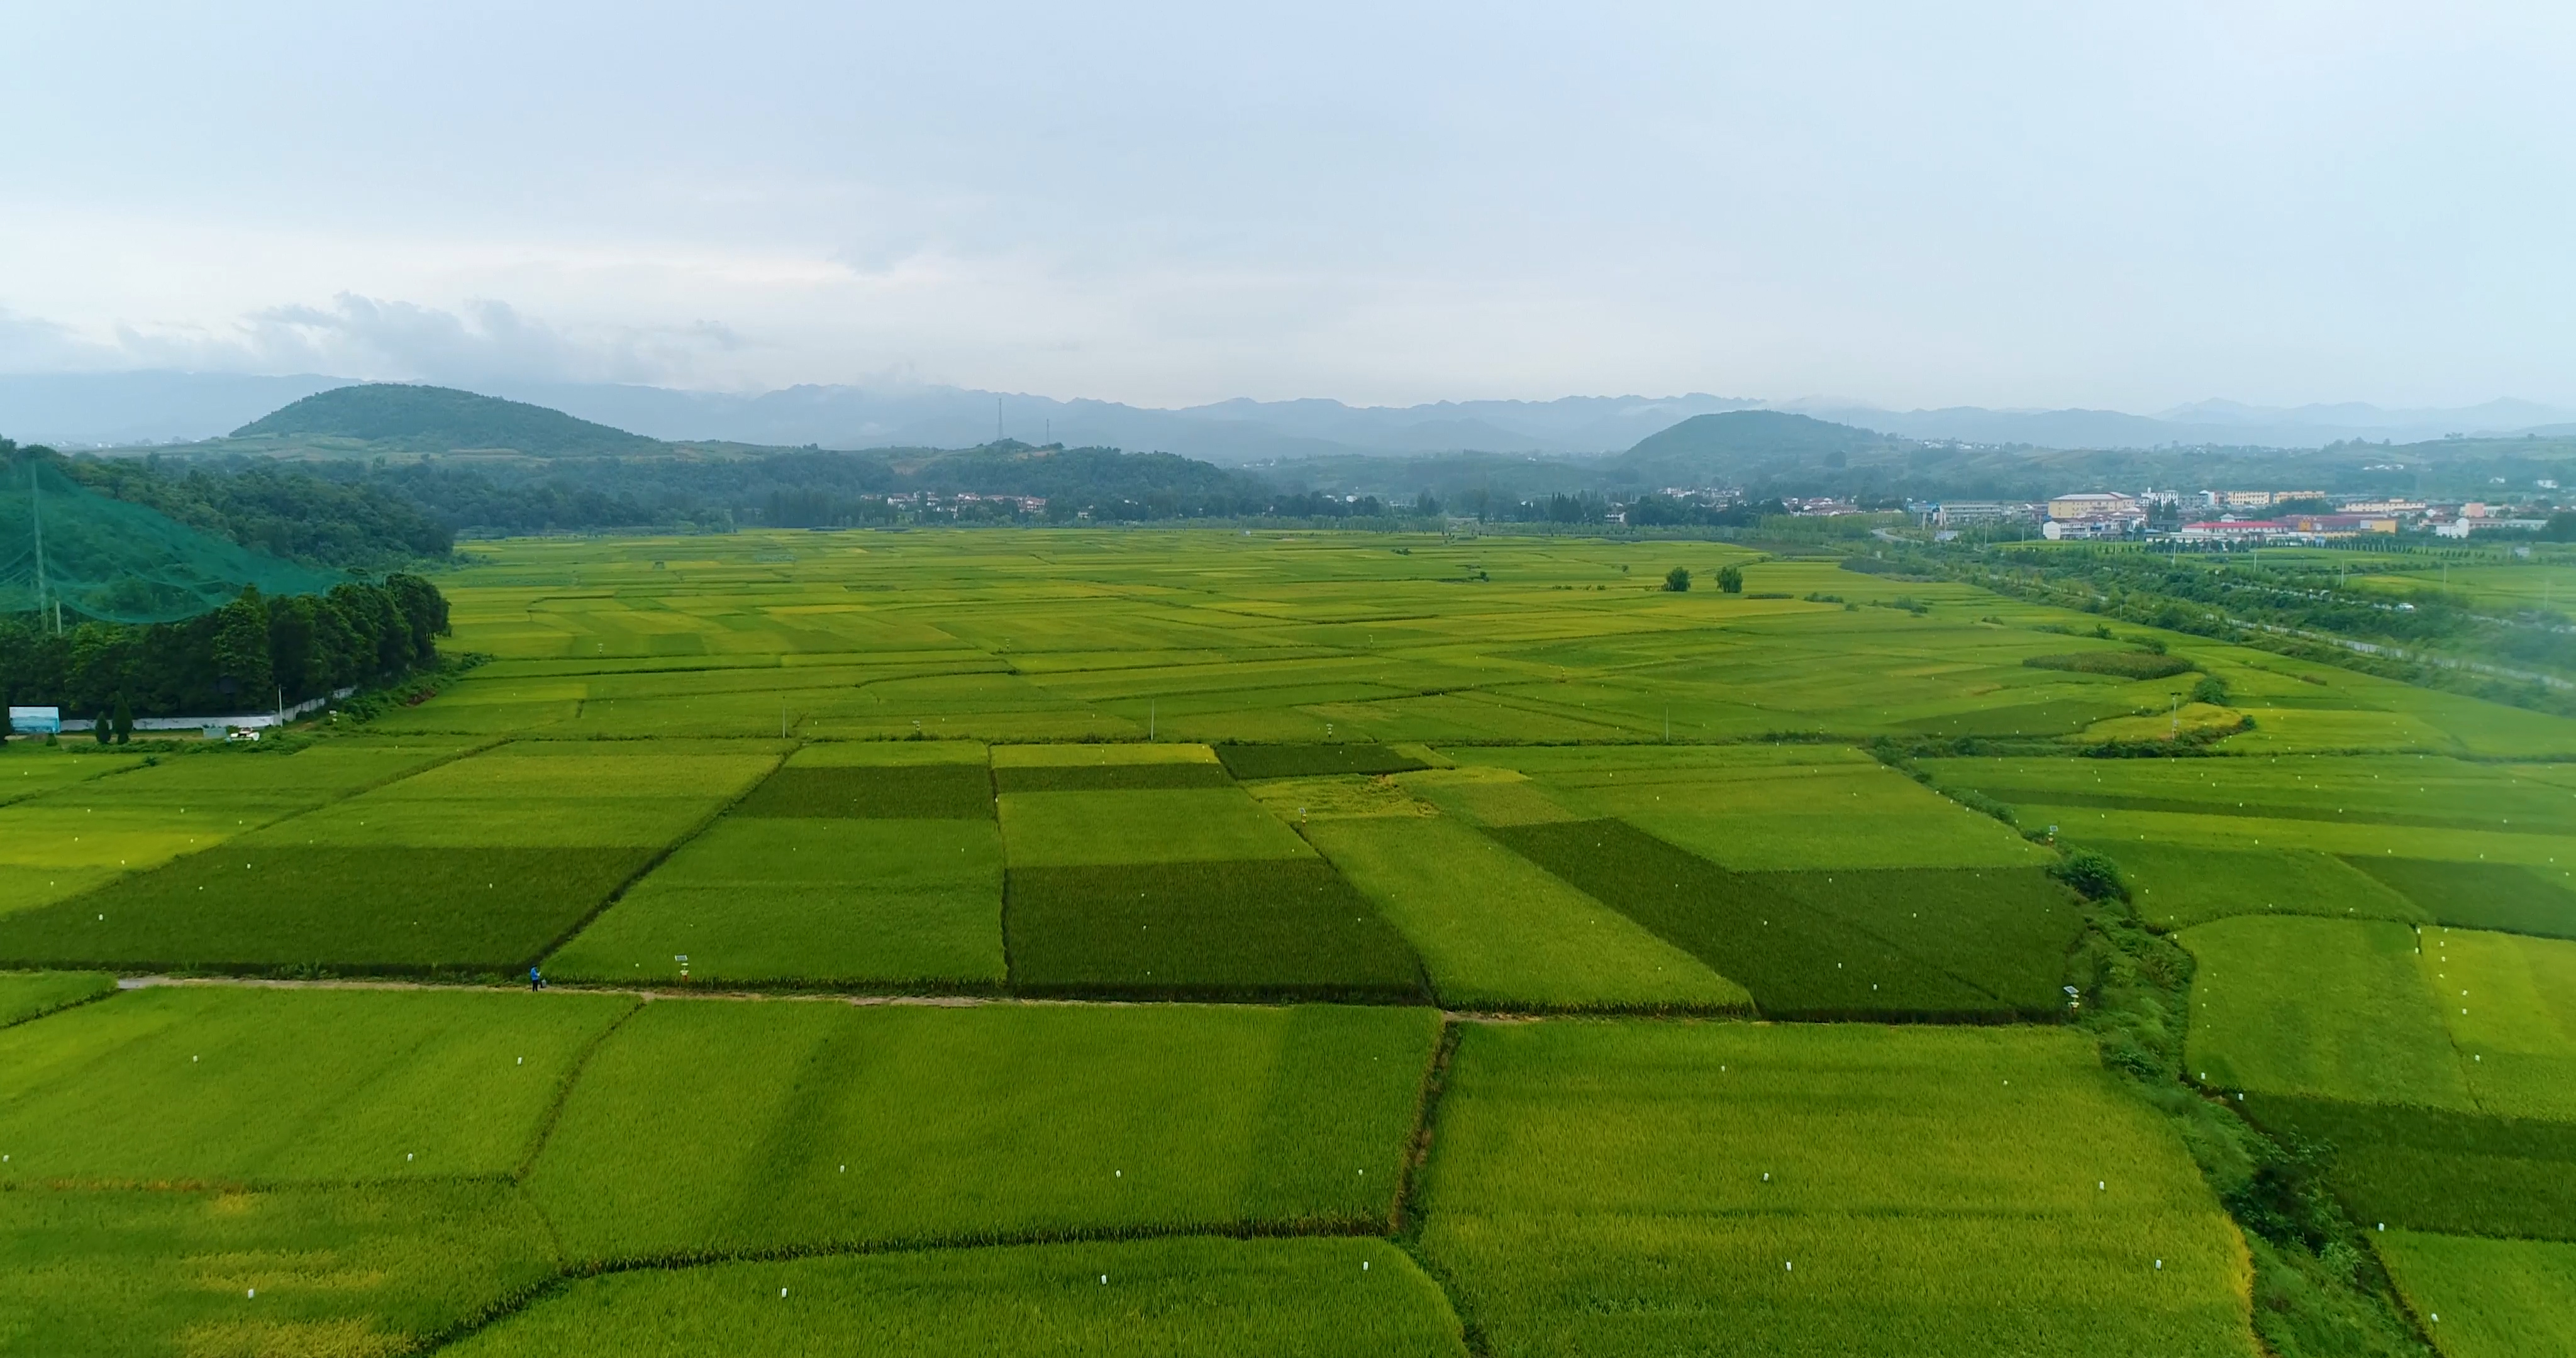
<box><xmin>0</xmin><ymin>459</ymin><xmax>343</xmax><ymax>624</ymax></box>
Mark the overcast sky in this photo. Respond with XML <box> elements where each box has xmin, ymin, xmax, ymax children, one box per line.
<box><xmin>4</xmin><ymin>1</ymin><xmax>2571</xmax><ymax>411</ymax></box>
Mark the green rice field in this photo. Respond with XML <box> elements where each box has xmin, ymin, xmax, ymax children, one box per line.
<box><xmin>446</xmin><ymin>1237</ymin><xmax>1467</xmax><ymax>1358</ymax></box>
<box><xmin>2375</xmin><ymin>1230</ymin><xmax>2576</xmax><ymax>1358</ymax></box>
<box><xmin>0</xmin><ymin>970</ymin><xmax>112</xmax><ymax>1027</ymax></box>
<box><xmin>7</xmin><ymin>527</ymin><xmax>2574</xmax><ymax>1351</ymax></box>
<box><xmin>1414</xmin><ymin>1020</ymin><xmax>2256</xmax><ymax>1357</ymax></box>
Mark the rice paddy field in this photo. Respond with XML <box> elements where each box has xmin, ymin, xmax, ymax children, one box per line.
<box><xmin>5</xmin><ymin>527</ymin><xmax>2573</xmax><ymax>1352</ymax></box>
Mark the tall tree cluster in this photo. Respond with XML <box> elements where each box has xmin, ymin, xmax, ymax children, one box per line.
<box><xmin>1</xmin><ymin>575</ymin><xmax>449</xmax><ymax>724</ymax></box>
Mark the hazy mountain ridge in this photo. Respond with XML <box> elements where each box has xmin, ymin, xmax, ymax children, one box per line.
<box><xmin>6</xmin><ymin>370</ymin><xmax>2573</xmax><ymax>460</ymax></box>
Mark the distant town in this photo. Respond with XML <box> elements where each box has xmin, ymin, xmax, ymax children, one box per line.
<box><xmin>1696</xmin><ymin>488</ymin><xmax>2568</xmax><ymax>543</ymax></box>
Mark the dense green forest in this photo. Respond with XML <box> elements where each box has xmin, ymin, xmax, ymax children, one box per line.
<box><xmin>61</xmin><ymin>455</ymin><xmax>453</xmax><ymax>567</ymax></box>
<box><xmin>1</xmin><ymin>575</ymin><xmax>449</xmax><ymax>724</ymax></box>
<box><xmin>57</xmin><ymin>440</ymin><xmax>1416</xmax><ymax>536</ymax></box>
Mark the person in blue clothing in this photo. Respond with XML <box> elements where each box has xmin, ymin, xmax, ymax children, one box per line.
<box><xmin>528</xmin><ymin>966</ymin><xmax>545</xmax><ymax>991</ymax></box>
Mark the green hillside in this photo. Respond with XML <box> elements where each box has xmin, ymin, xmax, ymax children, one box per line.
<box><xmin>1609</xmin><ymin>411</ymin><xmax>1904</xmax><ymax>485</ymax></box>
<box><xmin>232</xmin><ymin>384</ymin><xmax>666</xmax><ymax>457</ymax></box>
<box><xmin>1</xmin><ymin>452</ymin><xmax>341</xmax><ymax>624</ymax></box>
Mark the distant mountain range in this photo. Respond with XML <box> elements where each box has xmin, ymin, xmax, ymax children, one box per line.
<box><xmin>21</xmin><ymin>384</ymin><xmax>2576</xmax><ymax>534</ymax></box>
<box><xmin>8</xmin><ymin>370</ymin><xmax>2571</xmax><ymax>460</ymax></box>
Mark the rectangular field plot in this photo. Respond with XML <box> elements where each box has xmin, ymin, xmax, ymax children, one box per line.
<box><xmin>2376</xmin><ymin>1231</ymin><xmax>2576</xmax><ymax>1358</ymax></box>
<box><xmin>1492</xmin><ymin>819</ymin><xmax>2069</xmax><ymax>1019</ymax></box>
<box><xmin>1416</xmin><ymin>1022</ymin><xmax>2255</xmax><ymax>1358</ymax></box>
<box><xmin>548</xmin><ymin>817</ymin><xmax>1005</xmax><ymax>988</ymax></box>
<box><xmin>993</xmin><ymin>761</ymin><xmax>1235</xmax><ymax>793</ymax></box>
<box><xmin>1303</xmin><ymin>817</ymin><xmax>1747</xmax><ymax>1012</ymax></box>
<box><xmin>1457</xmin><ymin>744</ymin><xmax>2051</xmax><ymax>871</ymax></box>
<box><xmin>525</xmin><ymin>1001</ymin><xmax>1440</xmax><ymax>1262</ymax></box>
<box><xmin>733</xmin><ymin>743</ymin><xmax>994</xmax><ymax>819</ymax></box>
<box><xmin>0</xmin><ymin>751</ymin><xmax>142</xmax><ymax>807</ymax></box>
<box><xmin>2350</xmin><ymin>858</ymin><xmax>2576</xmax><ymax>939</ymax></box>
<box><xmin>988</xmin><ymin>741</ymin><xmax>1231</xmax><ymax>793</ymax></box>
<box><xmin>999</xmin><ymin>788</ymin><xmax>1313</xmax><ymax>866</ymax></box>
<box><xmin>0</xmin><ymin>971</ymin><xmax>112</xmax><ymax>1028</ymax></box>
<box><xmin>445</xmin><ymin>1236</ymin><xmax>1467</xmax><ymax>1358</ymax></box>
<box><xmin>2425</xmin><ymin>927</ymin><xmax>2576</xmax><ymax>1121</ymax></box>
<box><xmin>1754</xmin><ymin>864</ymin><xmax>2085</xmax><ymax>1012</ymax></box>
<box><xmin>2084</xmin><ymin>842</ymin><xmax>2425</xmax><ymax>930</ymax></box>
<box><xmin>1396</xmin><ymin>766</ymin><xmax>1582</xmax><ymax>827</ymax></box>
<box><xmin>265</xmin><ymin>739</ymin><xmax>782</xmax><ymax>849</ymax></box>
<box><xmin>1</xmin><ymin>741</ymin><xmax>784</xmax><ymax>973</ymax></box>
<box><xmin>0</xmin><ymin>985</ymin><xmax>635</xmax><ymax>1186</ymax></box>
<box><xmin>1006</xmin><ymin>860</ymin><xmax>1424</xmax><ymax>1000</ymax></box>
<box><xmin>1921</xmin><ymin>754</ymin><xmax>2576</xmax><ymax>834</ymax></box>
<box><xmin>2242</xmin><ymin>1097</ymin><xmax>2576</xmax><ymax>1242</ymax></box>
<box><xmin>0</xmin><ymin>1181</ymin><xmax>560</xmax><ymax>1358</ymax></box>
<box><xmin>0</xmin><ymin>740</ymin><xmax>472</xmax><ymax>936</ymax></box>
<box><xmin>1922</xmin><ymin>756</ymin><xmax>2576</xmax><ymax>880</ymax></box>
<box><xmin>0</xmin><ymin>846</ymin><xmax>653</xmax><ymax>971</ymax></box>
<box><xmin>2180</xmin><ymin>917</ymin><xmax>2473</xmax><ymax>1109</ymax></box>
<box><xmin>1214</xmin><ymin>743</ymin><xmax>1431</xmax><ymax>780</ymax></box>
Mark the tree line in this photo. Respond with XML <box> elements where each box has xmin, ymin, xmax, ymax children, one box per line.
<box><xmin>1</xmin><ymin>575</ymin><xmax>450</xmax><ymax>729</ymax></box>
<box><xmin>60</xmin><ymin>453</ymin><xmax>453</xmax><ymax>568</ymax></box>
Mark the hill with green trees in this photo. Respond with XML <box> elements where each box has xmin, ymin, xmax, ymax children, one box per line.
<box><xmin>230</xmin><ymin>384</ymin><xmax>665</xmax><ymax>457</ymax></box>
<box><xmin>1609</xmin><ymin>411</ymin><xmax>1906</xmax><ymax>485</ymax></box>
<box><xmin>64</xmin><ymin>384</ymin><xmax>2576</xmax><ymax>533</ymax></box>
<box><xmin>61</xmin><ymin>455</ymin><xmax>451</xmax><ymax>568</ymax></box>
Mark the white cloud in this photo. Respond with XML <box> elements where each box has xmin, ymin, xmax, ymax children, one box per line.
<box><xmin>0</xmin><ymin>3</ymin><xmax>2571</xmax><ymax>409</ymax></box>
<box><xmin>13</xmin><ymin>294</ymin><xmax>756</xmax><ymax>390</ymax></box>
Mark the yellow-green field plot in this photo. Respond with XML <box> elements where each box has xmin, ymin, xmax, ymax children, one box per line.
<box><xmin>2422</xmin><ymin>926</ymin><xmax>2576</xmax><ymax>1122</ymax></box>
<box><xmin>1304</xmin><ymin>814</ymin><xmax>1748</xmax><ymax>1012</ymax></box>
<box><xmin>2181</xmin><ymin>917</ymin><xmax>2472</xmax><ymax>1108</ymax></box>
<box><xmin>2375</xmin><ymin>1230</ymin><xmax>2576</xmax><ymax>1358</ymax></box>
<box><xmin>0</xmin><ymin>739</ymin><xmax>475</xmax><ymax>951</ymax></box>
<box><xmin>0</xmin><ymin>741</ymin><xmax>777</xmax><ymax>973</ymax></box>
<box><xmin>0</xmin><ymin>970</ymin><xmax>113</xmax><ymax>1028</ymax></box>
<box><xmin>523</xmin><ymin>1000</ymin><xmax>1440</xmax><ymax>1262</ymax></box>
<box><xmin>1924</xmin><ymin>754</ymin><xmax>2576</xmax><ymax>870</ymax></box>
<box><xmin>404</xmin><ymin>530</ymin><xmax>2574</xmax><ymax>756</ymax></box>
<box><xmin>1416</xmin><ymin>1021</ymin><xmax>2255</xmax><ymax>1358</ymax></box>
<box><xmin>550</xmin><ymin>743</ymin><xmax>1005</xmax><ymax>988</ymax></box>
<box><xmin>2182</xmin><ymin>917</ymin><xmax>2576</xmax><ymax>1122</ymax></box>
<box><xmin>0</xmin><ymin>985</ymin><xmax>635</xmax><ymax>1186</ymax></box>
<box><xmin>0</xmin><ymin>750</ymin><xmax>142</xmax><ymax>807</ymax></box>
<box><xmin>1452</xmin><ymin>743</ymin><xmax>2055</xmax><ymax>871</ymax></box>
<box><xmin>445</xmin><ymin>1237</ymin><xmax>1470</xmax><ymax>1358</ymax></box>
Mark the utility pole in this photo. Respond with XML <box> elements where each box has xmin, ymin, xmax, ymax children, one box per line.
<box><xmin>29</xmin><ymin>461</ymin><xmax>53</xmax><ymax>634</ymax></box>
<box><xmin>996</xmin><ymin>397</ymin><xmax>1005</xmax><ymax>443</ymax></box>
